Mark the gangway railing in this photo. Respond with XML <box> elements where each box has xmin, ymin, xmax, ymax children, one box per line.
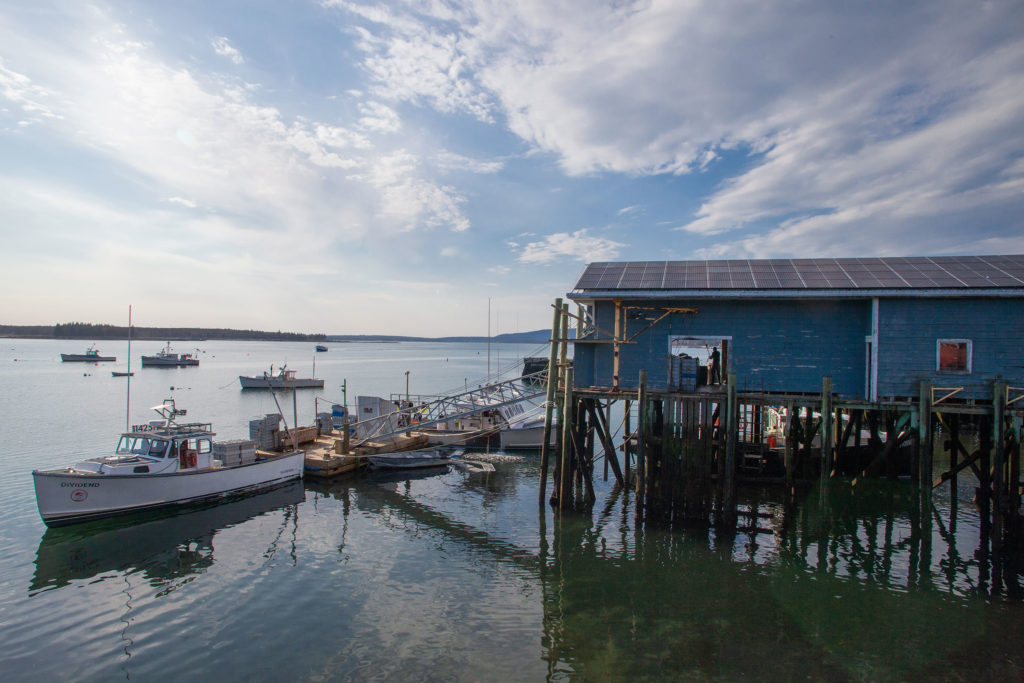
<box><xmin>356</xmin><ymin>372</ymin><xmax>547</xmax><ymax>443</ymax></box>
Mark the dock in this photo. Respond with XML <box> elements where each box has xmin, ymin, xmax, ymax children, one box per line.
<box><xmin>539</xmin><ymin>255</ymin><xmax>1024</xmax><ymax>547</ymax></box>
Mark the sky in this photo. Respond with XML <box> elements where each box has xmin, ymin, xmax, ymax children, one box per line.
<box><xmin>1</xmin><ymin>0</ymin><xmax>1022</xmax><ymax>336</ymax></box>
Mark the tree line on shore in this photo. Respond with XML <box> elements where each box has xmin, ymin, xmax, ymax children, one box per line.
<box><xmin>0</xmin><ymin>322</ymin><xmax>326</xmax><ymax>342</ymax></box>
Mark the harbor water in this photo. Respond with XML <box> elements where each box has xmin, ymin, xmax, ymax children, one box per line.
<box><xmin>2</xmin><ymin>338</ymin><xmax>1024</xmax><ymax>681</ymax></box>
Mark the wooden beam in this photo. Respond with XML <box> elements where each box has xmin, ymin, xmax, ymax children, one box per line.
<box><xmin>586</xmin><ymin>398</ymin><xmax>625</xmax><ymax>487</ymax></box>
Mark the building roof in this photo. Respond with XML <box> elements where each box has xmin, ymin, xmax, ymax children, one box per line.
<box><xmin>571</xmin><ymin>255</ymin><xmax>1024</xmax><ymax>296</ymax></box>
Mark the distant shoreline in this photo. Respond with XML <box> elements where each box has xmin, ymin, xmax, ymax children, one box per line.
<box><xmin>0</xmin><ymin>324</ymin><xmax>552</xmax><ymax>345</ymax></box>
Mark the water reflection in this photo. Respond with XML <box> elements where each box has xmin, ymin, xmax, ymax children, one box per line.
<box><xmin>30</xmin><ymin>482</ymin><xmax>305</xmax><ymax>594</ymax></box>
<box><xmin>538</xmin><ymin>481</ymin><xmax>1024</xmax><ymax>680</ymax></box>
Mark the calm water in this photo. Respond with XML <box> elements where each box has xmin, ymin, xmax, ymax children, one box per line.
<box><xmin>2</xmin><ymin>339</ymin><xmax>1024</xmax><ymax>681</ymax></box>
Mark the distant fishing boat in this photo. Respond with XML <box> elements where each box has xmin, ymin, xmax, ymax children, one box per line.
<box><xmin>111</xmin><ymin>371</ymin><xmax>134</xmax><ymax>377</ymax></box>
<box><xmin>239</xmin><ymin>364</ymin><xmax>324</xmax><ymax>390</ymax></box>
<box><xmin>60</xmin><ymin>344</ymin><xmax>115</xmax><ymax>363</ymax></box>
<box><xmin>141</xmin><ymin>342</ymin><xmax>199</xmax><ymax>367</ymax></box>
<box><xmin>315</xmin><ymin>344</ymin><xmax>328</xmax><ymax>352</ymax></box>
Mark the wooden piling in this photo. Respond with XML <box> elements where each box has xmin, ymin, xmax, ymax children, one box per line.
<box><xmin>539</xmin><ymin>298</ymin><xmax>562</xmax><ymax>506</ymax></box>
<box><xmin>821</xmin><ymin>376</ymin><xmax>833</xmax><ymax>482</ymax></box>
<box><xmin>722</xmin><ymin>373</ymin><xmax>738</xmax><ymax>526</ymax></box>
<box><xmin>623</xmin><ymin>399</ymin><xmax>632</xmax><ymax>478</ymax></box>
<box><xmin>784</xmin><ymin>399</ymin><xmax>794</xmax><ymax>495</ymax></box>
<box><xmin>558</xmin><ymin>368</ymin><xmax>575</xmax><ymax>509</ymax></box>
<box><xmin>636</xmin><ymin>370</ymin><xmax>648</xmax><ymax>518</ymax></box>
<box><xmin>918</xmin><ymin>381</ymin><xmax>933</xmax><ymax>492</ymax></box>
<box><xmin>993</xmin><ymin>382</ymin><xmax>1006</xmax><ymax>542</ymax></box>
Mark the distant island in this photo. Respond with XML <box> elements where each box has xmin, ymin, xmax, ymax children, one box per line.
<box><xmin>0</xmin><ymin>322</ymin><xmax>556</xmax><ymax>344</ymax></box>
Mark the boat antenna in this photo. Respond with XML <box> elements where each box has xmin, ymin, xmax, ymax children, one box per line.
<box><xmin>487</xmin><ymin>297</ymin><xmax>491</xmax><ymax>380</ymax></box>
<box><xmin>125</xmin><ymin>305</ymin><xmax>132</xmax><ymax>432</ymax></box>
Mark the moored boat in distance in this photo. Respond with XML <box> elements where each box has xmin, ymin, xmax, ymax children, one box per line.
<box><xmin>60</xmin><ymin>344</ymin><xmax>116</xmax><ymax>363</ymax></box>
<box><xmin>239</xmin><ymin>364</ymin><xmax>324</xmax><ymax>390</ymax></box>
<box><xmin>111</xmin><ymin>371</ymin><xmax>134</xmax><ymax>377</ymax></box>
<box><xmin>32</xmin><ymin>398</ymin><xmax>303</xmax><ymax>526</ymax></box>
<box><xmin>315</xmin><ymin>344</ymin><xmax>328</xmax><ymax>352</ymax></box>
<box><xmin>141</xmin><ymin>342</ymin><xmax>199</xmax><ymax>367</ymax></box>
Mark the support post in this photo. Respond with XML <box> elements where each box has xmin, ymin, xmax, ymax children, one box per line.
<box><xmin>723</xmin><ymin>373</ymin><xmax>738</xmax><ymax>526</ymax></box>
<box><xmin>994</xmin><ymin>382</ymin><xmax>1007</xmax><ymax>543</ymax></box>
<box><xmin>587</xmin><ymin>399</ymin><xmax>625</xmax><ymax>487</ymax></box>
<box><xmin>623</xmin><ymin>399</ymin><xmax>632</xmax><ymax>478</ymax></box>
<box><xmin>539</xmin><ymin>298</ymin><xmax>562</xmax><ymax>506</ymax></box>
<box><xmin>559</xmin><ymin>368</ymin><xmax>575</xmax><ymax>509</ymax></box>
<box><xmin>613</xmin><ymin>300</ymin><xmax>622</xmax><ymax>391</ymax></box>
<box><xmin>918</xmin><ymin>381</ymin><xmax>933</xmax><ymax>491</ymax></box>
<box><xmin>821</xmin><ymin>376</ymin><xmax>833</xmax><ymax>482</ymax></box>
<box><xmin>636</xmin><ymin>370</ymin><xmax>648</xmax><ymax>518</ymax></box>
<box><xmin>784</xmin><ymin>399</ymin><xmax>795</xmax><ymax>495</ymax></box>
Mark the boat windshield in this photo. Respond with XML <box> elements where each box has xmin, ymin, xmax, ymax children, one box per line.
<box><xmin>116</xmin><ymin>436</ymin><xmax>170</xmax><ymax>458</ymax></box>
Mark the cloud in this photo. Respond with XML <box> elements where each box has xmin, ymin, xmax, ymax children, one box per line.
<box><xmin>434</xmin><ymin>150</ymin><xmax>503</xmax><ymax>174</ymax></box>
<box><xmin>211</xmin><ymin>37</ymin><xmax>244</xmax><ymax>65</ymax></box>
<box><xmin>518</xmin><ymin>229</ymin><xmax>625</xmax><ymax>264</ymax></box>
<box><xmin>488</xmin><ymin>265</ymin><xmax>510</xmax><ymax>275</ymax></box>
<box><xmin>357</xmin><ymin>101</ymin><xmax>400</xmax><ymax>133</ymax></box>
<box><xmin>617</xmin><ymin>205</ymin><xmax>638</xmax><ymax>216</ymax></box>
<box><xmin>333</xmin><ymin>0</ymin><xmax>1024</xmax><ymax>255</ymax></box>
<box><xmin>0</xmin><ymin>58</ymin><xmax>61</xmax><ymax>123</ymax></box>
<box><xmin>350</xmin><ymin>151</ymin><xmax>471</xmax><ymax>231</ymax></box>
<box><xmin>167</xmin><ymin>196</ymin><xmax>197</xmax><ymax>208</ymax></box>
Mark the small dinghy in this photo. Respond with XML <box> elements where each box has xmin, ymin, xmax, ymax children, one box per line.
<box><xmin>368</xmin><ymin>447</ymin><xmax>461</xmax><ymax>470</ymax></box>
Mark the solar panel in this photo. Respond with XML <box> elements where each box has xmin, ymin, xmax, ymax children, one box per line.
<box><xmin>570</xmin><ymin>255</ymin><xmax>1024</xmax><ymax>291</ymax></box>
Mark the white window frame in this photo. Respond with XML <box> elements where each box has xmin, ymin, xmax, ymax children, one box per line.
<box><xmin>936</xmin><ymin>338</ymin><xmax>972</xmax><ymax>374</ymax></box>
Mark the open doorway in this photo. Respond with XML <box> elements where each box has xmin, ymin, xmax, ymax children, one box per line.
<box><xmin>668</xmin><ymin>335</ymin><xmax>730</xmax><ymax>388</ymax></box>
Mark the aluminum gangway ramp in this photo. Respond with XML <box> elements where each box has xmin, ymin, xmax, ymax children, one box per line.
<box><xmin>355</xmin><ymin>373</ymin><xmax>547</xmax><ymax>443</ymax></box>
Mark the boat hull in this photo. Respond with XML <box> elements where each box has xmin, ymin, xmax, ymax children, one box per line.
<box><xmin>239</xmin><ymin>376</ymin><xmax>325</xmax><ymax>389</ymax></box>
<box><xmin>32</xmin><ymin>452</ymin><xmax>304</xmax><ymax>526</ymax></box>
<box><xmin>61</xmin><ymin>354</ymin><xmax>116</xmax><ymax>362</ymax></box>
<box><xmin>368</xmin><ymin>449</ymin><xmax>455</xmax><ymax>469</ymax></box>
<box><xmin>141</xmin><ymin>357</ymin><xmax>199</xmax><ymax>367</ymax></box>
<box><xmin>499</xmin><ymin>425</ymin><xmax>556</xmax><ymax>450</ymax></box>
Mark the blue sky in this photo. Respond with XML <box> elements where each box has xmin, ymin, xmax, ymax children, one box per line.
<box><xmin>2</xmin><ymin>1</ymin><xmax>1022</xmax><ymax>336</ymax></box>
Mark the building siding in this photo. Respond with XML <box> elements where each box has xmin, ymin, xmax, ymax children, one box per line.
<box><xmin>575</xmin><ymin>298</ymin><xmax>870</xmax><ymax>398</ymax></box>
<box><xmin>877</xmin><ymin>298</ymin><xmax>1024</xmax><ymax>399</ymax></box>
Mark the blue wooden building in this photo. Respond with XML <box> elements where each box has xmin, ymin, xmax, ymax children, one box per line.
<box><xmin>567</xmin><ymin>255</ymin><xmax>1024</xmax><ymax>401</ymax></box>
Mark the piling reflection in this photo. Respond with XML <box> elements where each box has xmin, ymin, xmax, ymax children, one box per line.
<box><xmin>30</xmin><ymin>482</ymin><xmax>305</xmax><ymax>594</ymax></box>
<box><xmin>539</xmin><ymin>481</ymin><xmax>1024</xmax><ymax>680</ymax></box>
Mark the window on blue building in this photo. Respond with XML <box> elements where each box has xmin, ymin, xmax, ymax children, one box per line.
<box><xmin>937</xmin><ymin>339</ymin><xmax>972</xmax><ymax>373</ymax></box>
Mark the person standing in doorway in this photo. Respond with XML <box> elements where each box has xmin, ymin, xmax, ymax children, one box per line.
<box><xmin>710</xmin><ymin>346</ymin><xmax>721</xmax><ymax>385</ymax></box>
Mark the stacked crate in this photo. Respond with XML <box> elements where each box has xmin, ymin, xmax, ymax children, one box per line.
<box><xmin>214</xmin><ymin>439</ymin><xmax>257</xmax><ymax>467</ymax></box>
<box><xmin>249</xmin><ymin>414</ymin><xmax>281</xmax><ymax>450</ymax></box>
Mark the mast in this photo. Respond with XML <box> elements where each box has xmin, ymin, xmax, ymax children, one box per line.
<box><xmin>487</xmin><ymin>297</ymin><xmax>491</xmax><ymax>380</ymax></box>
<box><xmin>125</xmin><ymin>305</ymin><xmax>132</xmax><ymax>432</ymax></box>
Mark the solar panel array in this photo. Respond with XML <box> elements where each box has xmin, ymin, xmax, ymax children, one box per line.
<box><xmin>573</xmin><ymin>256</ymin><xmax>1024</xmax><ymax>291</ymax></box>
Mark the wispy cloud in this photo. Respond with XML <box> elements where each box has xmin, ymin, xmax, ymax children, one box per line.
<box><xmin>211</xmin><ymin>37</ymin><xmax>244</xmax><ymax>65</ymax></box>
<box><xmin>518</xmin><ymin>229</ymin><xmax>625</xmax><ymax>264</ymax></box>
<box><xmin>0</xmin><ymin>58</ymin><xmax>61</xmax><ymax>123</ymax></box>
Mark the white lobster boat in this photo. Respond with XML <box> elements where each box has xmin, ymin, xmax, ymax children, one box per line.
<box><xmin>32</xmin><ymin>399</ymin><xmax>304</xmax><ymax>527</ymax></box>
